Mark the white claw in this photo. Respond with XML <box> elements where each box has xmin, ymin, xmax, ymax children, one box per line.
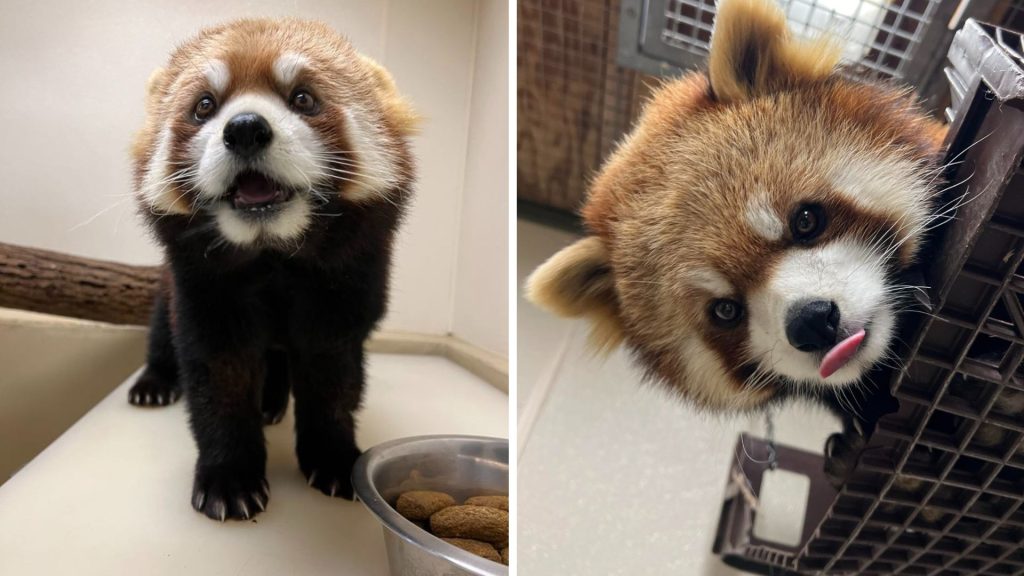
<box><xmin>254</xmin><ymin>493</ymin><xmax>266</xmax><ymax>512</ymax></box>
<box><xmin>217</xmin><ymin>501</ymin><xmax>226</xmax><ymax>522</ymax></box>
<box><xmin>330</xmin><ymin>481</ymin><xmax>338</xmax><ymax>497</ymax></box>
<box><xmin>144</xmin><ymin>393</ymin><xmax>153</xmax><ymax>404</ymax></box>
<box><xmin>193</xmin><ymin>490</ymin><xmax>206</xmax><ymax>510</ymax></box>
<box><xmin>307</xmin><ymin>470</ymin><xmax>317</xmax><ymax>486</ymax></box>
<box><xmin>238</xmin><ymin>499</ymin><xmax>250</xmax><ymax>519</ymax></box>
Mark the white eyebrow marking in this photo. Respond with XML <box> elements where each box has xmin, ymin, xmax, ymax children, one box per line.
<box><xmin>204</xmin><ymin>59</ymin><xmax>230</xmax><ymax>94</ymax></box>
<box><xmin>745</xmin><ymin>200</ymin><xmax>783</xmax><ymax>241</ymax></box>
<box><xmin>273</xmin><ymin>52</ymin><xmax>310</xmax><ymax>87</ymax></box>
<box><xmin>689</xmin><ymin>268</ymin><xmax>733</xmax><ymax>296</ymax></box>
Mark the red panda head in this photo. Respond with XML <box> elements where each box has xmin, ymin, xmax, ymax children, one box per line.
<box><xmin>132</xmin><ymin>18</ymin><xmax>417</xmax><ymax>248</ymax></box>
<box><xmin>527</xmin><ymin>0</ymin><xmax>946</xmax><ymax>411</ymax></box>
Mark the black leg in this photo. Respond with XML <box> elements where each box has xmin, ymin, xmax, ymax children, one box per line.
<box><xmin>261</xmin><ymin>348</ymin><xmax>290</xmax><ymax>425</ymax></box>
<box><xmin>129</xmin><ymin>290</ymin><xmax>181</xmax><ymax>407</ymax></box>
<box><xmin>183</xmin><ymin>352</ymin><xmax>270</xmax><ymax>521</ymax></box>
<box><xmin>291</xmin><ymin>336</ymin><xmax>365</xmax><ymax>499</ymax></box>
<box><xmin>172</xmin><ymin>283</ymin><xmax>272</xmax><ymax>522</ymax></box>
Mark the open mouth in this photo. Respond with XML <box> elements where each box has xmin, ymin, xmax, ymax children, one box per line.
<box><xmin>226</xmin><ymin>171</ymin><xmax>295</xmax><ymax>214</ymax></box>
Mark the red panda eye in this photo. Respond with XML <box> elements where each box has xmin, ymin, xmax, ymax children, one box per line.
<box><xmin>711</xmin><ymin>299</ymin><xmax>743</xmax><ymax>326</ymax></box>
<box><xmin>290</xmin><ymin>90</ymin><xmax>318</xmax><ymax>115</ymax></box>
<box><xmin>791</xmin><ymin>204</ymin><xmax>826</xmax><ymax>242</ymax></box>
<box><xmin>193</xmin><ymin>95</ymin><xmax>217</xmax><ymax>122</ymax></box>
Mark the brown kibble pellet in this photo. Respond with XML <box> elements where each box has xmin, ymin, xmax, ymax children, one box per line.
<box><xmin>396</xmin><ymin>490</ymin><xmax>456</xmax><ymax>521</ymax></box>
<box><xmin>464</xmin><ymin>495</ymin><xmax>509</xmax><ymax>511</ymax></box>
<box><xmin>442</xmin><ymin>538</ymin><xmax>501</xmax><ymax>562</ymax></box>
<box><xmin>500</xmin><ymin>547</ymin><xmax>509</xmax><ymax>565</ymax></box>
<box><xmin>431</xmin><ymin>505</ymin><xmax>508</xmax><ymax>544</ymax></box>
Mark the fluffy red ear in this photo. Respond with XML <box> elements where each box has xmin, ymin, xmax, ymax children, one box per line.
<box><xmin>708</xmin><ymin>0</ymin><xmax>840</xmax><ymax>102</ymax></box>
<box><xmin>526</xmin><ymin>237</ymin><xmax>624</xmax><ymax>351</ymax></box>
<box><xmin>144</xmin><ymin>68</ymin><xmax>167</xmax><ymax>112</ymax></box>
<box><xmin>357</xmin><ymin>54</ymin><xmax>420</xmax><ymax>137</ymax></box>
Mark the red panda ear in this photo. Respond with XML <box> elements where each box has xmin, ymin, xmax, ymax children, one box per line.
<box><xmin>708</xmin><ymin>0</ymin><xmax>840</xmax><ymax>102</ymax></box>
<box><xmin>357</xmin><ymin>54</ymin><xmax>421</xmax><ymax>137</ymax></box>
<box><xmin>526</xmin><ymin>237</ymin><xmax>624</xmax><ymax>351</ymax></box>
<box><xmin>144</xmin><ymin>68</ymin><xmax>167</xmax><ymax>112</ymax></box>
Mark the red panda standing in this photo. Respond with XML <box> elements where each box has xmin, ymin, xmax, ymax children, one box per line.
<box><xmin>130</xmin><ymin>19</ymin><xmax>416</xmax><ymax>521</ymax></box>
<box><xmin>528</xmin><ymin>0</ymin><xmax>945</xmax><ymax>416</ymax></box>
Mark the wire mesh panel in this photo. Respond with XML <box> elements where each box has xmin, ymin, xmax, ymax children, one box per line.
<box><xmin>517</xmin><ymin>0</ymin><xmax>657</xmax><ymax>215</ymax></box>
<box><xmin>780</xmin><ymin>0</ymin><xmax>940</xmax><ymax>78</ymax></box>
<box><xmin>620</xmin><ymin>0</ymin><xmax>945</xmax><ymax>83</ymax></box>
<box><xmin>660</xmin><ymin>0</ymin><xmax>716</xmax><ymax>55</ymax></box>
<box><xmin>801</xmin><ymin>20</ymin><xmax>1024</xmax><ymax>575</ymax></box>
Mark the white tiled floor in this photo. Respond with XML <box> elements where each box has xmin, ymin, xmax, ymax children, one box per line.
<box><xmin>0</xmin><ymin>354</ymin><xmax>507</xmax><ymax>576</ymax></box>
<box><xmin>517</xmin><ymin>219</ymin><xmax>841</xmax><ymax>575</ymax></box>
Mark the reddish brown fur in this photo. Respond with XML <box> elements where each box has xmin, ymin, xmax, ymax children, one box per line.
<box><xmin>584</xmin><ymin>74</ymin><xmax>944</xmax><ymax>249</ymax></box>
<box><xmin>590</xmin><ymin>76</ymin><xmax>942</xmax><ymax>407</ymax></box>
<box><xmin>529</xmin><ymin>0</ymin><xmax>947</xmax><ymax>411</ymax></box>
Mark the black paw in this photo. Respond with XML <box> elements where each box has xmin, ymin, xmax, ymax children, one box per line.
<box><xmin>128</xmin><ymin>367</ymin><xmax>181</xmax><ymax>407</ymax></box>
<box><xmin>824</xmin><ymin>431</ymin><xmax>865</xmax><ymax>489</ymax></box>
<box><xmin>192</xmin><ymin>463</ymin><xmax>269</xmax><ymax>521</ymax></box>
<box><xmin>261</xmin><ymin>406</ymin><xmax>287</xmax><ymax>426</ymax></box>
<box><xmin>297</xmin><ymin>438</ymin><xmax>361</xmax><ymax>499</ymax></box>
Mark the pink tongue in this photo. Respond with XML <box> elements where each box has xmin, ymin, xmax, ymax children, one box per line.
<box><xmin>234</xmin><ymin>173</ymin><xmax>278</xmax><ymax>204</ymax></box>
<box><xmin>819</xmin><ymin>329</ymin><xmax>866</xmax><ymax>379</ymax></box>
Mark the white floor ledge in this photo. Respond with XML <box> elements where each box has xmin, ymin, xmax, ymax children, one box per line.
<box><xmin>0</xmin><ymin>353</ymin><xmax>508</xmax><ymax>575</ymax></box>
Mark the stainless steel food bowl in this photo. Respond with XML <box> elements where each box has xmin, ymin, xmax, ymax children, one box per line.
<box><xmin>352</xmin><ymin>435</ymin><xmax>509</xmax><ymax>576</ymax></box>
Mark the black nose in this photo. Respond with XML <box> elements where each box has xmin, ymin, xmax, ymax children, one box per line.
<box><xmin>223</xmin><ymin>113</ymin><xmax>273</xmax><ymax>157</ymax></box>
<box><xmin>786</xmin><ymin>300</ymin><xmax>840</xmax><ymax>352</ymax></box>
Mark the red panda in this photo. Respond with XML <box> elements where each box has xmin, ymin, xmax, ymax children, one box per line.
<box><xmin>527</xmin><ymin>0</ymin><xmax>946</xmax><ymax>413</ymax></box>
<box><xmin>129</xmin><ymin>19</ymin><xmax>416</xmax><ymax>521</ymax></box>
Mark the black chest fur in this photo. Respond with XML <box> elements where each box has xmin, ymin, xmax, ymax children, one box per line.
<box><xmin>130</xmin><ymin>193</ymin><xmax>406</xmax><ymax>520</ymax></box>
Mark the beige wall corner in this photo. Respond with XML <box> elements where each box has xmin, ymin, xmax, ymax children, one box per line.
<box><xmin>369</xmin><ymin>331</ymin><xmax>509</xmax><ymax>393</ymax></box>
<box><xmin>450</xmin><ymin>0</ymin><xmax>510</xmax><ymax>357</ymax></box>
<box><xmin>0</xmin><ymin>308</ymin><xmax>147</xmax><ymax>482</ymax></box>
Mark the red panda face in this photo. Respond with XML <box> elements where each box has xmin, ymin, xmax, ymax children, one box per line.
<box><xmin>527</xmin><ymin>0</ymin><xmax>946</xmax><ymax>411</ymax></box>
<box><xmin>132</xmin><ymin>18</ymin><xmax>416</xmax><ymax>248</ymax></box>
<box><xmin>605</xmin><ymin>85</ymin><xmax>941</xmax><ymax>409</ymax></box>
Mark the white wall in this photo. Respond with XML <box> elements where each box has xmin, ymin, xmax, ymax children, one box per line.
<box><xmin>0</xmin><ymin>0</ymin><xmax>504</xmax><ymax>352</ymax></box>
<box><xmin>450</xmin><ymin>0</ymin><xmax>509</xmax><ymax>356</ymax></box>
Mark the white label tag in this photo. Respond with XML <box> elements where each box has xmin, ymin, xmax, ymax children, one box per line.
<box><xmin>752</xmin><ymin>469</ymin><xmax>810</xmax><ymax>547</ymax></box>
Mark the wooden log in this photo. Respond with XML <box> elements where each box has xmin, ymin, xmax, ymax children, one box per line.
<box><xmin>0</xmin><ymin>241</ymin><xmax>159</xmax><ymax>326</ymax></box>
